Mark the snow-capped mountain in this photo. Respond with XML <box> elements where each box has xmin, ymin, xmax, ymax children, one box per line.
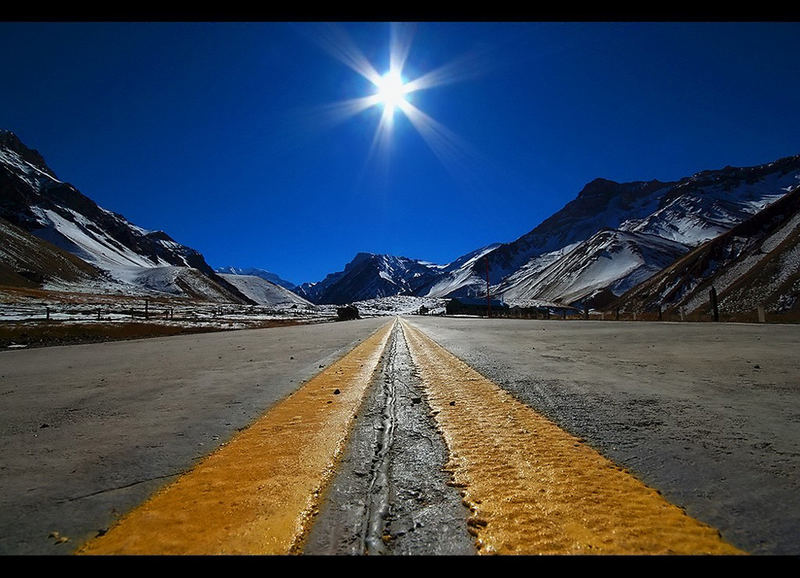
<box><xmin>5</xmin><ymin>128</ymin><xmax>799</xmax><ymax>311</ymax></box>
<box><xmin>611</xmin><ymin>185</ymin><xmax>800</xmax><ymax>317</ymax></box>
<box><xmin>296</xmin><ymin>252</ymin><xmax>443</xmax><ymax>305</ymax></box>
<box><xmin>495</xmin><ymin>230</ymin><xmax>689</xmax><ymax>307</ymax></box>
<box><xmin>482</xmin><ymin>178</ymin><xmax>675</xmax><ymax>286</ymax></box>
<box><xmin>477</xmin><ymin>157</ymin><xmax>800</xmax><ymax>306</ymax></box>
<box><xmin>617</xmin><ymin>158</ymin><xmax>799</xmax><ymax>245</ymax></box>
<box><xmin>0</xmin><ymin>130</ymin><xmax>252</xmax><ymax>303</ymax></box>
<box><xmin>419</xmin><ymin>243</ymin><xmax>502</xmax><ymax>299</ymax></box>
<box><xmin>299</xmin><ymin>155</ymin><xmax>800</xmax><ymax>306</ymax></box>
<box><xmin>218</xmin><ymin>273</ymin><xmax>313</xmax><ymax>308</ymax></box>
<box><xmin>214</xmin><ymin>266</ymin><xmax>297</xmax><ymax>291</ymax></box>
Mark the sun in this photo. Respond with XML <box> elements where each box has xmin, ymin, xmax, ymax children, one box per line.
<box><xmin>309</xmin><ymin>23</ymin><xmax>484</xmax><ymax>162</ymax></box>
<box><xmin>375</xmin><ymin>69</ymin><xmax>409</xmax><ymax>117</ymax></box>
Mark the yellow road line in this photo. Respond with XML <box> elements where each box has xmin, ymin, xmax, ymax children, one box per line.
<box><xmin>78</xmin><ymin>320</ymin><xmax>394</xmax><ymax>555</ymax></box>
<box><xmin>401</xmin><ymin>319</ymin><xmax>743</xmax><ymax>555</ymax></box>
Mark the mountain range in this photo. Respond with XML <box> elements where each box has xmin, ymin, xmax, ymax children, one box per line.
<box><xmin>2</xmin><ymin>128</ymin><xmax>799</xmax><ymax>317</ymax></box>
<box><xmin>295</xmin><ymin>155</ymin><xmax>800</xmax><ymax>312</ymax></box>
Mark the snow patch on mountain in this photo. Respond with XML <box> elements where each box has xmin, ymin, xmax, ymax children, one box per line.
<box><xmin>215</xmin><ymin>266</ymin><xmax>297</xmax><ymax>290</ymax></box>
<box><xmin>498</xmin><ymin>231</ymin><xmax>688</xmax><ymax>305</ymax></box>
<box><xmin>30</xmin><ymin>206</ymin><xmax>172</xmax><ymax>271</ymax></box>
<box><xmin>423</xmin><ymin>244</ymin><xmax>500</xmax><ymax>298</ymax></box>
<box><xmin>624</xmin><ymin>170</ymin><xmax>800</xmax><ymax>246</ymax></box>
<box><xmin>219</xmin><ymin>273</ymin><xmax>313</xmax><ymax>308</ymax></box>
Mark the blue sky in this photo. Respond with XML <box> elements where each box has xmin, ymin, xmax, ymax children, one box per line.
<box><xmin>2</xmin><ymin>21</ymin><xmax>800</xmax><ymax>285</ymax></box>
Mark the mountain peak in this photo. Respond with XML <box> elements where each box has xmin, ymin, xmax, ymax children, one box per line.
<box><xmin>577</xmin><ymin>177</ymin><xmax>668</xmax><ymax>200</ymax></box>
<box><xmin>0</xmin><ymin>129</ymin><xmax>58</xmax><ymax>179</ymax></box>
<box><xmin>578</xmin><ymin>178</ymin><xmax>620</xmax><ymax>197</ymax></box>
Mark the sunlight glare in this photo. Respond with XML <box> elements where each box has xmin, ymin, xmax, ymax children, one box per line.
<box><xmin>375</xmin><ymin>70</ymin><xmax>409</xmax><ymax>118</ymax></box>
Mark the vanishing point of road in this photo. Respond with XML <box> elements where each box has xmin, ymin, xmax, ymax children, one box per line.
<box><xmin>1</xmin><ymin>316</ymin><xmax>798</xmax><ymax>555</ymax></box>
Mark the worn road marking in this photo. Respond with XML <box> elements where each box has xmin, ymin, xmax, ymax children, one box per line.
<box><xmin>302</xmin><ymin>320</ymin><xmax>475</xmax><ymax>555</ymax></box>
<box><xmin>401</xmin><ymin>319</ymin><xmax>743</xmax><ymax>555</ymax></box>
<box><xmin>78</xmin><ymin>320</ymin><xmax>393</xmax><ymax>555</ymax></box>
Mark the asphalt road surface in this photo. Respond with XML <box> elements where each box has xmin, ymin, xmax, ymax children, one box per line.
<box><xmin>0</xmin><ymin>318</ymin><xmax>388</xmax><ymax>555</ymax></box>
<box><xmin>1</xmin><ymin>316</ymin><xmax>798</xmax><ymax>555</ymax></box>
<box><xmin>405</xmin><ymin>316</ymin><xmax>800</xmax><ymax>555</ymax></box>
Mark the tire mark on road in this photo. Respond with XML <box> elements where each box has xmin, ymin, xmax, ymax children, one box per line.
<box><xmin>401</xmin><ymin>318</ymin><xmax>743</xmax><ymax>555</ymax></box>
<box><xmin>303</xmin><ymin>319</ymin><xmax>475</xmax><ymax>555</ymax></box>
<box><xmin>360</xmin><ymin>321</ymin><xmax>400</xmax><ymax>554</ymax></box>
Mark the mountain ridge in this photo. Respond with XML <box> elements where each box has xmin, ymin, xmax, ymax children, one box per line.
<box><xmin>3</xmin><ymin>128</ymin><xmax>799</xmax><ymax>312</ymax></box>
<box><xmin>297</xmin><ymin>154</ymin><xmax>800</xmax><ymax>306</ymax></box>
<box><xmin>0</xmin><ymin>130</ymin><xmax>254</xmax><ymax>303</ymax></box>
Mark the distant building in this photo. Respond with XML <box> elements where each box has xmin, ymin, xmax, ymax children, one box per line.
<box><xmin>445</xmin><ymin>297</ymin><xmax>508</xmax><ymax>316</ymax></box>
<box><xmin>445</xmin><ymin>296</ymin><xmax>583</xmax><ymax>318</ymax></box>
<box><xmin>336</xmin><ymin>304</ymin><xmax>360</xmax><ymax>321</ymax></box>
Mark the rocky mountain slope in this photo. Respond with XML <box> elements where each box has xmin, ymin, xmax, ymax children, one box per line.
<box><xmin>296</xmin><ymin>253</ymin><xmax>443</xmax><ymax>305</ymax></box>
<box><xmin>611</xmin><ymin>185</ymin><xmax>800</xmax><ymax>317</ymax></box>
<box><xmin>219</xmin><ymin>273</ymin><xmax>314</xmax><ymax>308</ymax></box>
<box><xmin>0</xmin><ymin>129</ymin><xmax>252</xmax><ymax>303</ymax></box>
<box><xmin>0</xmin><ymin>215</ymin><xmax>104</xmax><ymax>289</ymax></box>
<box><xmin>215</xmin><ymin>266</ymin><xmax>297</xmax><ymax>291</ymax></box>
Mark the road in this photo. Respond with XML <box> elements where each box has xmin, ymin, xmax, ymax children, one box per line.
<box><xmin>0</xmin><ymin>318</ymin><xmax>388</xmax><ymax>554</ymax></box>
<box><xmin>406</xmin><ymin>316</ymin><xmax>800</xmax><ymax>555</ymax></box>
<box><xmin>1</xmin><ymin>316</ymin><xmax>798</xmax><ymax>554</ymax></box>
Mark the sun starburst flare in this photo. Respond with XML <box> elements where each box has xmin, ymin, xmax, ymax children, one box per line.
<box><xmin>305</xmin><ymin>22</ymin><xmax>492</xmax><ymax>174</ymax></box>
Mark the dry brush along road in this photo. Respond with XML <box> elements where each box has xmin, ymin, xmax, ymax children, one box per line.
<box><xmin>1</xmin><ymin>316</ymin><xmax>798</xmax><ymax>555</ymax></box>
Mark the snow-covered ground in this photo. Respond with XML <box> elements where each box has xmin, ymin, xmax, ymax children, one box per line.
<box><xmin>0</xmin><ymin>294</ymin><xmax>451</xmax><ymax>346</ymax></box>
<box><xmin>0</xmin><ymin>299</ymin><xmax>330</xmax><ymax>326</ymax></box>
<box><xmin>343</xmin><ymin>295</ymin><xmax>449</xmax><ymax>316</ymax></box>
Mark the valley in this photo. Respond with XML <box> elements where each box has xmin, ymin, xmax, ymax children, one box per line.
<box><xmin>2</xmin><ymin>128</ymin><xmax>800</xmax><ymax>556</ymax></box>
